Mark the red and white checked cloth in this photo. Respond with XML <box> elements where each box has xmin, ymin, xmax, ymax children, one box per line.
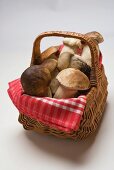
<box><xmin>7</xmin><ymin>79</ymin><xmax>87</xmax><ymax>132</ymax></box>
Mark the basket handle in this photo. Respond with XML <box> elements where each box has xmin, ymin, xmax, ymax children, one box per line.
<box><xmin>31</xmin><ymin>31</ymin><xmax>101</xmax><ymax>87</ymax></box>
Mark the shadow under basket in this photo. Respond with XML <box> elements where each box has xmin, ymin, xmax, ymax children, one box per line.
<box><xmin>18</xmin><ymin>31</ymin><xmax>108</xmax><ymax>140</ymax></box>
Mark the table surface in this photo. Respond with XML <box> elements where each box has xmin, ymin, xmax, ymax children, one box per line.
<box><xmin>0</xmin><ymin>0</ymin><xmax>114</xmax><ymax>170</ymax></box>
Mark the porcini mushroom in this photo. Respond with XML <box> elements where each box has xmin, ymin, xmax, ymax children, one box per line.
<box><xmin>50</xmin><ymin>78</ymin><xmax>59</xmax><ymax>95</ymax></box>
<box><xmin>47</xmin><ymin>87</ymin><xmax>52</xmax><ymax>98</ymax></box>
<box><xmin>21</xmin><ymin>65</ymin><xmax>51</xmax><ymax>97</ymax></box>
<box><xmin>50</xmin><ymin>68</ymin><xmax>60</xmax><ymax>95</ymax></box>
<box><xmin>41</xmin><ymin>46</ymin><xmax>59</xmax><ymax>61</ymax></box>
<box><xmin>80</xmin><ymin>45</ymin><xmax>92</xmax><ymax>67</ymax></box>
<box><xmin>41</xmin><ymin>58</ymin><xmax>57</xmax><ymax>72</ymax></box>
<box><xmin>85</xmin><ymin>31</ymin><xmax>104</xmax><ymax>57</ymax></box>
<box><xmin>69</xmin><ymin>55</ymin><xmax>91</xmax><ymax>78</ymax></box>
<box><xmin>69</xmin><ymin>54</ymin><xmax>82</xmax><ymax>70</ymax></box>
<box><xmin>57</xmin><ymin>52</ymin><xmax>72</xmax><ymax>71</ymax></box>
<box><xmin>54</xmin><ymin>68</ymin><xmax>90</xmax><ymax>99</ymax></box>
<box><xmin>60</xmin><ymin>37</ymin><xmax>82</xmax><ymax>55</ymax></box>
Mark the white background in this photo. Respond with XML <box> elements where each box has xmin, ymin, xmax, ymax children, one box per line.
<box><xmin>0</xmin><ymin>0</ymin><xmax>114</xmax><ymax>170</ymax></box>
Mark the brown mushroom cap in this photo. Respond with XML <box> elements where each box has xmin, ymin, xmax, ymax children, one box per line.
<box><xmin>41</xmin><ymin>46</ymin><xmax>59</xmax><ymax>61</ymax></box>
<box><xmin>56</xmin><ymin>68</ymin><xmax>90</xmax><ymax>90</ymax></box>
<box><xmin>41</xmin><ymin>59</ymin><xmax>57</xmax><ymax>72</ymax></box>
<box><xmin>21</xmin><ymin>65</ymin><xmax>51</xmax><ymax>97</ymax></box>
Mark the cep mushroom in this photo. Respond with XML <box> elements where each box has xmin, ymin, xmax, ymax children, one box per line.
<box><xmin>21</xmin><ymin>65</ymin><xmax>51</xmax><ymax>97</ymax></box>
<box><xmin>41</xmin><ymin>58</ymin><xmax>57</xmax><ymax>72</ymax></box>
<box><xmin>80</xmin><ymin>45</ymin><xmax>92</xmax><ymax>67</ymax></box>
<box><xmin>60</xmin><ymin>37</ymin><xmax>82</xmax><ymax>55</ymax></box>
<box><xmin>40</xmin><ymin>46</ymin><xmax>59</xmax><ymax>61</ymax></box>
<box><xmin>41</xmin><ymin>59</ymin><xmax>59</xmax><ymax>95</ymax></box>
<box><xmin>54</xmin><ymin>68</ymin><xmax>90</xmax><ymax>99</ymax></box>
<box><xmin>69</xmin><ymin>55</ymin><xmax>91</xmax><ymax>78</ymax></box>
<box><xmin>50</xmin><ymin>68</ymin><xmax>60</xmax><ymax>95</ymax></box>
<box><xmin>57</xmin><ymin>52</ymin><xmax>72</xmax><ymax>71</ymax></box>
<box><xmin>81</xmin><ymin>31</ymin><xmax>104</xmax><ymax>66</ymax></box>
<box><xmin>47</xmin><ymin>87</ymin><xmax>52</xmax><ymax>98</ymax></box>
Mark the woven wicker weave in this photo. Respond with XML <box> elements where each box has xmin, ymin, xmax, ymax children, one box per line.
<box><xmin>18</xmin><ymin>31</ymin><xmax>108</xmax><ymax>140</ymax></box>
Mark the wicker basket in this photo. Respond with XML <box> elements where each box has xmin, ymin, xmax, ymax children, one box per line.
<box><xmin>18</xmin><ymin>31</ymin><xmax>108</xmax><ymax>140</ymax></box>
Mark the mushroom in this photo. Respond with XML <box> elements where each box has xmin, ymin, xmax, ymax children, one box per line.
<box><xmin>51</xmin><ymin>68</ymin><xmax>59</xmax><ymax>79</ymax></box>
<box><xmin>76</xmin><ymin>31</ymin><xmax>104</xmax><ymax>67</ymax></box>
<box><xmin>54</xmin><ymin>68</ymin><xmax>90</xmax><ymax>99</ymax></box>
<box><xmin>85</xmin><ymin>31</ymin><xmax>104</xmax><ymax>58</ymax></box>
<box><xmin>69</xmin><ymin>54</ymin><xmax>82</xmax><ymax>69</ymax></box>
<box><xmin>57</xmin><ymin>52</ymin><xmax>72</xmax><ymax>71</ymax></box>
<box><xmin>60</xmin><ymin>38</ymin><xmax>82</xmax><ymax>55</ymax></box>
<box><xmin>41</xmin><ymin>58</ymin><xmax>57</xmax><ymax>72</ymax></box>
<box><xmin>80</xmin><ymin>45</ymin><xmax>92</xmax><ymax>67</ymax></box>
<box><xmin>69</xmin><ymin>55</ymin><xmax>91</xmax><ymax>78</ymax></box>
<box><xmin>50</xmin><ymin>78</ymin><xmax>59</xmax><ymax>95</ymax></box>
<box><xmin>21</xmin><ymin>65</ymin><xmax>51</xmax><ymax>97</ymax></box>
<box><xmin>40</xmin><ymin>46</ymin><xmax>59</xmax><ymax>61</ymax></box>
<box><xmin>47</xmin><ymin>87</ymin><xmax>52</xmax><ymax>98</ymax></box>
<box><xmin>50</xmin><ymin>68</ymin><xmax>60</xmax><ymax>95</ymax></box>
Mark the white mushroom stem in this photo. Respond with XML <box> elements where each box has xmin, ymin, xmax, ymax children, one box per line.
<box><xmin>81</xmin><ymin>45</ymin><xmax>92</xmax><ymax>67</ymax></box>
<box><xmin>54</xmin><ymin>85</ymin><xmax>77</xmax><ymax>99</ymax></box>
<box><xmin>81</xmin><ymin>45</ymin><xmax>100</xmax><ymax>67</ymax></box>
<box><xmin>47</xmin><ymin>87</ymin><xmax>52</xmax><ymax>98</ymax></box>
<box><xmin>50</xmin><ymin>78</ymin><xmax>59</xmax><ymax>94</ymax></box>
<box><xmin>57</xmin><ymin>52</ymin><xmax>71</xmax><ymax>71</ymax></box>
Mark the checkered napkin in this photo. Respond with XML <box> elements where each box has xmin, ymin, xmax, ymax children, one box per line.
<box><xmin>7</xmin><ymin>79</ymin><xmax>87</xmax><ymax>132</ymax></box>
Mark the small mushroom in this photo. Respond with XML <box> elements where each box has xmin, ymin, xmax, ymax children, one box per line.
<box><xmin>57</xmin><ymin>52</ymin><xmax>72</xmax><ymax>71</ymax></box>
<box><xmin>60</xmin><ymin>38</ymin><xmax>82</xmax><ymax>55</ymax></box>
<box><xmin>69</xmin><ymin>55</ymin><xmax>91</xmax><ymax>78</ymax></box>
<box><xmin>54</xmin><ymin>68</ymin><xmax>90</xmax><ymax>99</ymax></box>
<box><xmin>21</xmin><ymin>65</ymin><xmax>51</xmax><ymax>97</ymax></box>
<box><xmin>41</xmin><ymin>59</ymin><xmax>57</xmax><ymax>72</ymax></box>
